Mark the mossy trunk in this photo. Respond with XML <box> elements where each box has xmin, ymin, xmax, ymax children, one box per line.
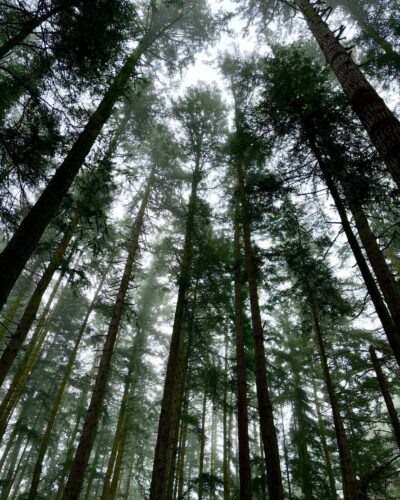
<box><xmin>28</xmin><ymin>273</ymin><xmax>106</xmax><ymax>499</ymax></box>
<box><xmin>0</xmin><ymin>211</ymin><xmax>80</xmax><ymax>387</ymax></box>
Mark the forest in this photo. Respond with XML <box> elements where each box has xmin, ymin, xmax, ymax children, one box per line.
<box><xmin>0</xmin><ymin>0</ymin><xmax>400</xmax><ymax>499</ymax></box>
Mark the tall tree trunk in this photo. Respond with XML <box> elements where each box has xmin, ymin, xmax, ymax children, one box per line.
<box><xmin>369</xmin><ymin>345</ymin><xmax>400</xmax><ymax>450</ymax></box>
<box><xmin>312</xmin><ymin>379</ymin><xmax>338</xmax><ymax>500</ymax></box>
<box><xmin>280</xmin><ymin>406</ymin><xmax>292</xmax><ymax>500</ymax></box>
<box><xmin>0</xmin><ymin>6</ymin><xmax>63</xmax><ymax>60</ymax></box>
<box><xmin>316</xmin><ymin>154</ymin><xmax>400</xmax><ymax>367</ymax></box>
<box><xmin>0</xmin><ymin>211</ymin><xmax>80</xmax><ymax>387</ymax></box>
<box><xmin>28</xmin><ymin>272</ymin><xmax>107</xmax><ymax>499</ymax></box>
<box><xmin>150</xmin><ymin>161</ymin><xmax>201</xmax><ymax>500</ymax></box>
<box><xmin>232</xmin><ymin>203</ymin><xmax>252</xmax><ymax>500</ymax></box>
<box><xmin>198</xmin><ymin>389</ymin><xmax>207</xmax><ymax>500</ymax></box>
<box><xmin>310</xmin><ymin>304</ymin><xmax>360</xmax><ymax>499</ymax></box>
<box><xmin>235</xmin><ymin>156</ymin><xmax>284</xmax><ymax>499</ymax></box>
<box><xmin>62</xmin><ymin>174</ymin><xmax>152</xmax><ymax>499</ymax></box>
<box><xmin>292</xmin><ymin>368</ymin><xmax>314</xmax><ymax>500</ymax></box>
<box><xmin>210</xmin><ymin>405</ymin><xmax>217</xmax><ymax>500</ymax></box>
<box><xmin>0</xmin><ymin>28</ymin><xmax>159</xmax><ymax>310</ymax></box>
<box><xmin>222</xmin><ymin>334</ymin><xmax>231</xmax><ymax>500</ymax></box>
<box><xmin>294</xmin><ymin>0</ymin><xmax>400</xmax><ymax>189</ymax></box>
<box><xmin>82</xmin><ymin>420</ymin><xmax>105</xmax><ymax>500</ymax></box>
<box><xmin>0</xmin><ymin>432</ymin><xmax>23</xmax><ymax>500</ymax></box>
<box><xmin>177</xmin><ymin>410</ymin><xmax>188</xmax><ymax>500</ymax></box>
<box><xmin>0</xmin><ymin>270</ymin><xmax>66</xmax><ymax>440</ymax></box>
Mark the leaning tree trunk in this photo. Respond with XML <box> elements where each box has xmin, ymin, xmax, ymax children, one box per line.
<box><xmin>62</xmin><ymin>174</ymin><xmax>153</xmax><ymax>499</ymax></box>
<box><xmin>0</xmin><ymin>210</ymin><xmax>80</xmax><ymax>387</ymax></box>
<box><xmin>232</xmin><ymin>202</ymin><xmax>252</xmax><ymax>500</ymax></box>
<box><xmin>0</xmin><ymin>6</ymin><xmax>63</xmax><ymax>60</ymax></box>
<box><xmin>316</xmin><ymin>154</ymin><xmax>400</xmax><ymax>368</ymax></box>
<box><xmin>235</xmin><ymin>156</ymin><xmax>284</xmax><ymax>499</ymax></box>
<box><xmin>0</xmin><ymin>269</ymin><xmax>66</xmax><ymax>440</ymax></box>
<box><xmin>294</xmin><ymin>0</ymin><xmax>400</xmax><ymax>189</ymax></box>
<box><xmin>28</xmin><ymin>271</ymin><xmax>107</xmax><ymax>499</ymax></box>
<box><xmin>149</xmin><ymin>161</ymin><xmax>201</xmax><ymax>500</ymax></box>
<box><xmin>0</xmin><ymin>29</ymin><xmax>158</xmax><ymax>311</ymax></box>
<box><xmin>310</xmin><ymin>303</ymin><xmax>360</xmax><ymax>499</ymax></box>
<box><xmin>369</xmin><ymin>345</ymin><xmax>400</xmax><ymax>451</ymax></box>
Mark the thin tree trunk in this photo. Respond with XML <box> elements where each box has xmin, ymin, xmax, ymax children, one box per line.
<box><xmin>210</xmin><ymin>405</ymin><xmax>217</xmax><ymax>500</ymax></box>
<box><xmin>310</xmin><ymin>304</ymin><xmax>360</xmax><ymax>499</ymax></box>
<box><xmin>369</xmin><ymin>345</ymin><xmax>400</xmax><ymax>450</ymax></box>
<box><xmin>236</xmin><ymin>156</ymin><xmax>284</xmax><ymax>499</ymax></box>
<box><xmin>312</xmin><ymin>379</ymin><xmax>338</xmax><ymax>500</ymax></box>
<box><xmin>0</xmin><ymin>211</ymin><xmax>80</xmax><ymax>387</ymax></box>
<box><xmin>280</xmin><ymin>406</ymin><xmax>292</xmax><ymax>500</ymax></box>
<box><xmin>295</xmin><ymin>0</ymin><xmax>400</xmax><ymax>189</ymax></box>
<box><xmin>232</xmin><ymin>202</ymin><xmax>252</xmax><ymax>500</ymax></box>
<box><xmin>198</xmin><ymin>389</ymin><xmax>207</xmax><ymax>500</ymax></box>
<box><xmin>28</xmin><ymin>272</ymin><xmax>107</xmax><ymax>499</ymax></box>
<box><xmin>150</xmin><ymin>161</ymin><xmax>201</xmax><ymax>500</ymax></box>
<box><xmin>62</xmin><ymin>174</ymin><xmax>152</xmax><ymax>499</ymax></box>
<box><xmin>82</xmin><ymin>424</ymin><xmax>105</xmax><ymax>500</ymax></box>
<box><xmin>0</xmin><ymin>28</ymin><xmax>159</xmax><ymax>310</ymax></box>
<box><xmin>177</xmin><ymin>411</ymin><xmax>188</xmax><ymax>500</ymax></box>
<box><xmin>317</xmin><ymin>156</ymin><xmax>400</xmax><ymax>367</ymax></box>
<box><xmin>0</xmin><ymin>432</ymin><xmax>23</xmax><ymax>500</ymax></box>
<box><xmin>0</xmin><ymin>6</ymin><xmax>63</xmax><ymax>60</ymax></box>
<box><xmin>222</xmin><ymin>334</ymin><xmax>231</xmax><ymax>500</ymax></box>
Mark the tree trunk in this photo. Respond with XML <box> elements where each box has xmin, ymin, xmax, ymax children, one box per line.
<box><xmin>0</xmin><ymin>210</ymin><xmax>80</xmax><ymax>387</ymax></box>
<box><xmin>150</xmin><ymin>162</ymin><xmax>201</xmax><ymax>500</ymax></box>
<box><xmin>235</xmin><ymin>156</ymin><xmax>284</xmax><ymax>499</ymax></box>
<box><xmin>223</xmin><ymin>334</ymin><xmax>231</xmax><ymax>500</ymax></box>
<box><xmin>0</xmin><ymin>6</ymin><xmax>62</xmax><ymax>60</ymax></box>
<box><xmin>0</xmin><ymin>432</ymin><xmax>23</xmax><ymax>500</ymax></box>
<box><xmin>62</xmin><ymin>174</ymin><xmax>152</xmax><ymax>499</ymax></box>
<box><xmin>295</xmin><ymin>0</ymin><xmax>400</xmax><ymax>189</ymax></box>
<box><xmin>198</xmin><ymin>389</ymin><xmax>207</xmax><ymax>500</ymax></box>
<box><xmin>0</xmin><ymin>270</ymin><xmax>66</xmax><ymax>440</ymax></box>
<box><xmin>310</xmin><ymin>304</ymin><xmax>360</xmax><ymax>499</ymax></box>
<box><xmin>232</xmin><ymin>202</ymin><xmax>252</xmax><ymax>500</ymax></box>
<box><xmin>292</xmin><ymin>368</ymin><xmax>314</xmax><ymax>500</ymax></box>
<box><xmin>312</xmin><ymin>379</ymin><xmax>338</xmax><ymax>500</ymax></box>
<box><xmin>317</xmin><ymin>156</ymin><xmax>400</xmax><ymax>367</ymax></box>
<box><xmin>280</xmin><ymin>406</ymin><xmax>292</xmax><ymax>500</ymax></box>
<box><xmin>28</xmin><ymin>272</ymin><xmax>107</xmax><ymax>499</ymax></box>
<box><xmin>369</xmin><ymin>345</ymin><xmax>400</xmax><ymax>450</ymax></box>
<box><xmin>0</xmin><ymin>31</ymin><xmax>157</xmax><ymax>310</ymax></box>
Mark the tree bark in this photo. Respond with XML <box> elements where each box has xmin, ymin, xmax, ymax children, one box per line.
<box><xmin>62</xmin><ymin>174</ymin><xmax>152</xmax><ymax>499</ymax></box>
<box><xmin>236</xmin><ymin>156</ymin><xmax>284</xmax><ymax>499</ymax></box>
<box><xmin>198</xmin><ymin>389</ymin><xmax>207</xmax><ymax>500</ymax></box>
<box><xmin>310</xmin><ymin>304</ymin><xmax>360</xmax><ymax>499</ymax></box>
<box><xmin>316</xmin><ymin>155</ymin><xmax>400</xmax><ymax>368</ymax></box>
<box><xmin>0</xmin><ymin>6</ymin><xmax>63</xmax><ymax>60</ymax></box>
<box><xmin>149</xmin><ymin>162</ymin><xmax>201</xmax><ymax>500</ymax></box>
<box><xmin>232</xmin><ymin>202</ymin><xmax>252</xmax><ymax>500</ymax></box>
<box><xmin>0</xmin><ymin>211</ymin><xmax>80</xmax><ymax>387</ymax></box>
<box><xmin>28</xmin><ymin>272</ymin><xmax>107</xmax><ymax>499</ymax></box>
<box><xmin>222</xmin><ymin>334</ymin><xmax>231</xmax><ymax>500</ymax></box>
<box><xmin>0</xmin><ymin>32</ymin><xmax>156</xmax><ymax>310</ymax></box>
<box><xmin>312</xmin><ymin>378</ymin><xmax>338</xmax><ymax>500</ymax></box>
<box><xmin>295</xmin><ymin>0</ymin><xmax>400</xmax><ymax>189</ymax></box>
<box><xmin>369</xmin><ymin>345</ymin><xmax>400</xmax><ymax>451</ymax></box>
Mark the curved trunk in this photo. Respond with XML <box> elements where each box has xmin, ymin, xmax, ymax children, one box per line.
<box><xmin>62</xmin><ymin>175</ymin><xmax>152</xmax><ymax>499</ymax></box>
<box><xmin>295</xmin><ymin>0</ymin><xmax>400</xmax><ymax>189</ymax></box>
<box><xmin>232</xmin><ymin>202</ymin><xmax>252</xmax><ymax>500</ymax></box>
<box><xmin>236</xmin><ymin>156</ymin><xmax>284</xmax><ymax>499</ymax></box>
